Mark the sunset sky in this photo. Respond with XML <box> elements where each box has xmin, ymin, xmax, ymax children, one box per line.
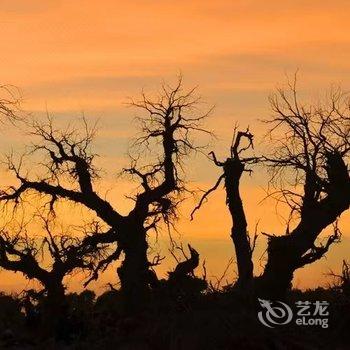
<box><xmin>0</xmin><ymin>0</ymin><xmax>349</xmax><ymax>294</ymax></box>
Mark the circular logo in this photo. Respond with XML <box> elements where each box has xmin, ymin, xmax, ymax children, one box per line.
<box><xmin>258</xmin><ymin>298</ymin><xmax>293</xmax><ymax>328</ymax></box>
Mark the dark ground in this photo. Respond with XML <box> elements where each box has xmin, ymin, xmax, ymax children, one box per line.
<box><xmin>0</xmin><ymin>282</ymin><xmax>349</xmax><ymax>350</ymax></box>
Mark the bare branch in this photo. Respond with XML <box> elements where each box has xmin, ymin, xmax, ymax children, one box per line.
<box><xmin>190</xmin><ymin>174</ymin><xmax>225</xmax><ymax>220</ymax></box>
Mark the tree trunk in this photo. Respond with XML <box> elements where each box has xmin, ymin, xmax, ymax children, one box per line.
<box><xmin>255</xmin><ymin>235</ymin><xmax>296</xmax><ymax>299</ymax></box>
<box><xmin>256</xmin><ymin>199</ymin><xmax>350</xmax><ymax>299</ymax></box>
<box><xmin>224</xmin><ymin>159</ymin><xmax>254</xmax><ymax>290</ymax></box>
<box><xmin>41</xmin><ymin>278</ymin><xmax>67</xmax><ymax>336</ymax></box>
<box><xmin>255</xmin><ymin>225</ymin><xmax>326</xmax><ymax>299</ymax></box>
<box><xmin>117</xmin><ymin>218</ymin><xmax>151</xmax><ymax>312</ymax></box>
<box><xmin>256</xmin><ymin>152</ymin><xmax>350</xmax><ymax>299</ymax></box>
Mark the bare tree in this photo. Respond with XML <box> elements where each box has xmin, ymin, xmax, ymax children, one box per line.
<box><xmin>329</xmin><ymin>260</ymin><xmax>350</xmax><ymax>296</ymax></box>
<box><xmin>0</xmin><ymin>85</ymin><xmax>23</xmax><ymax>123</ymax></box>
<box><xmin>0</xmin><ymin>77</ymin><xmax>212</xmax><ymax>309</ymax></box>
<box><xmin>256</xmin><ymin>81</ymin><xmax>350</xmax><ymax>298</ymax></box>
<box><xmin>169</xmin><ymin>243</ymin><xmax>200</xmax><ymax>280</ymax></box>
<box><xmin>165</xmin><ymin>243</ymin><xmax>207</xmax><ymax>298</ymax></box>
<box><xmin>191</xmin><ymin>80</ymin><xmax>349</xmax><ymax>298</ymax></box>
<box><xmin>0</xmin><ymin>218</ymin><xmax>106</xmax><ymax>328</ymax></box>
<box><xmin>191</xmin><ymin>127</ymin><xmax>259</xmax><ymax>290</ymax></box>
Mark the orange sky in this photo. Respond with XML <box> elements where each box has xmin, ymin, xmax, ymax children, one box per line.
<box><xmin>0</xmin><ymin>0</ymin><xmax>349</xmax><ymax>294</ymax></box>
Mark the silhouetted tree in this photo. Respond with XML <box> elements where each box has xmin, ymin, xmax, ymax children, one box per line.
<box><xmin>191</xmin><ymin>127</ymin><xmax>259</xmax><ymax>291</ymax></box>
<box><xmin>170</xmin><ymin>244</ymin><xmax>200</xmax><ymax>279</ymax></box>
<box><xmin>0</xmin><ymin>77</ymin><xmax>212</xmax><ymax>309</ymax></box>
<box><xmin>167</xmin><ymin>244</ymin><xmax>207</xmax><ymax>298</ymax></box>
<box><xmin>0</xmin><ymin>218</ymin><xmax>106</xmax><ymax>329</ymax></box>
<box><xmin>256</xmin><ymin>82</ymin><xmax>350</xmax><ymax>298</ymax></box>
<box><xmin>329</xmin><ymin>260</ymin><xmax>350</xmax><ymax>297</ymax></box>
<box><xmin>191</xmin><ymin>80</ymin><xmax>350</xmax><ymax>299</ymax></box>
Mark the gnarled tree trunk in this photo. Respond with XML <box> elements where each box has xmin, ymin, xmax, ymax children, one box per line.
<box><xmin>117</xmin><ymin>217</ymin><xmax>151</xmax><ymax>311</ymax></box>
<box><xmin>224</xmin><ymin>158</ymin><xmax>254</xmax><ymax>290</ymax></box>
<box><xmin>192</xmin><ymin>130</ymin><xmax>257</xmax><ymax>292</ymax></box>
<box><xmin>255</xmin><ymin>235</ymin><xmax>296</xmax><ymax>299</ymax></box>
<box><xmin>256</xmin><ymin>152</ymin><xmax>350</xmax><ymax>299</ymax></box>
<box><xmin>41</xmin><ymin>277</ymin><xmax>67</xmax><ymax>336</ymax></box>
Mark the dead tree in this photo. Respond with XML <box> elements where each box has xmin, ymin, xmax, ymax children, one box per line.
<box><xmin>169</xmin><ymin>244</ymin><xmax>200</xmax><ymax>280</ymax></box>
<box><xmin>191</xmin><ymin>127</ymin><xmax>259</xmax><ymax>290</ymax></box>
<box><xmin>0</xmin><ymin>77</ymin><xmax>212</xmax><ymax>309</ymax></box>
<box><xmin>0</xmin><ymin>219</ymin><xmax>106</xmax><ymax>327</ymax></box>
<box><xmin>256</xmin><ymin>81</ymin><xmax>350</xmax><ymax>298</ymax></box>
<box><xmin>191</xmin><ymin>81</ymin><xmax>349</xmax><ymax>298</ymax></box>
<box><xmin>166</xmin><ymin>243</ymin><xmax>207</xmax><ymax>298</ymax></box>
